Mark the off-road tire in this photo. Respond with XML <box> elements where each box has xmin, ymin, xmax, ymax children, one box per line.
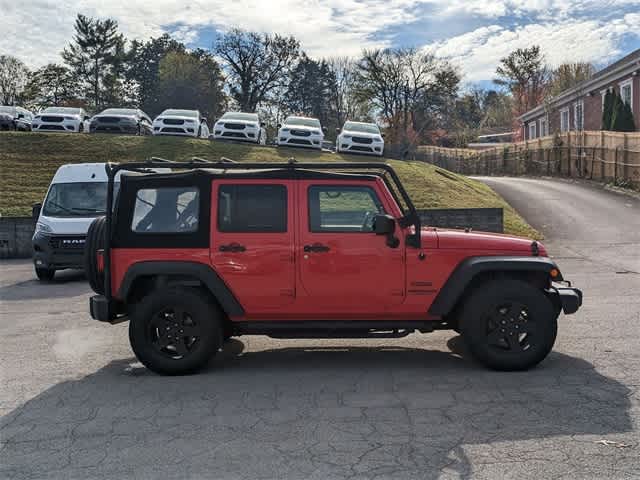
<box><xmin>459</xmin><ymin>279</ymin><xmax>558</xmax><ymax>371</ymax></box>
<box><xmin>129</xmin><ymin>287</ymin><xmax>223</xmax><ymax>375</ymax></box>
<box><xmin>35</xmin><ymin>267</ymin><xmax>55</xmax><ymax>281</ymax></box>
<box><xmin>84</xmin><ymin>216</ymin><xmax>106</xmax><ymax>294</ymax></box>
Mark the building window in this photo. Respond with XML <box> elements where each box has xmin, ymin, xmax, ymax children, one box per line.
<box><xmin>539</xmin><ymin>117</ymin><xmax>548</xmax><ymax>137</ymax></box>
<box><xmin>560</xmin><ymin>108</ymin><xmax>570</xmax><ymax>132</ymax></box>
<box><xmin>528</xmin><ymin>122</ymin><xmax>536</xmax><ymax>139</ymax></box>
<box><xmin>574</xmin><ymin>100</ymin><xmax>584</xmax><ymax>131</ymax></box>
<box><xmin>619</xmin><ymin>79</ymin><xmax>633</xmax><ymax>111</ymax></box>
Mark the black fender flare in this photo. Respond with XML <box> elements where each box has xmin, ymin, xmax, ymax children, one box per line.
<box><xmin>428</xmin><ymin>256</ymin><xmax>561</xmax><ymax>317</ymax></box>
<box><xmin>117</xmin><ymin>261</ymin><xmax>244</xmax><ymax>317</ymax></box>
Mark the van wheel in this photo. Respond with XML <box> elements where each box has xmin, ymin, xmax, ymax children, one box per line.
<box><xmin>129</xmin><ymin>288</ymin><xmax>223</xmax><ymax>375</ymax></box>
<box><xmin>35</xmin><ymin>267</ymin><xmax>55</xmax><ymax>281</ymax></box>
<box><xmin>459</xmin><ymin>279</ymin><xmax>558</xmax><ymax>371</ymax></box>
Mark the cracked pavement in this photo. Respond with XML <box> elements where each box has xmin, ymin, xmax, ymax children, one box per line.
<box><xmin>1</xmin><ymin>177</ymin><xmax>639</xmax><ymax>479</ymax></box>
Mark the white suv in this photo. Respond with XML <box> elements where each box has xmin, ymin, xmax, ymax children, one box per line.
<box><xmin>336</xmin><ymin>121</ymin><xmax>384</xmax><ymax>156</ymax></box>
<box><xmin>277</xmin><ymin>116</ymin><xmax>325</xmax><ymax>150</ymax></box>
<box><xmin>152</xmin><ymin>109</ymin><xmax>209</xmax><ymax>138</ymax></box>
<box><xmin>32</xmin><ymin>107</ymin><xmax>91</xmax><ymax>133</ymax></box>
<box><xmin>212</xmin><ymin>112</ymin><xmax>266</xmax><ymax>144</ymax></box>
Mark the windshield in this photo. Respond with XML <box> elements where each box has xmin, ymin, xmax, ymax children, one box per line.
<box><xmin>285</xmin><ymin>117</ymin><xmax>321</xmax><ymax>128</ymax></box>
<box><xmin>162</xmin><ymin>109</ymin><xmax>198</xmax><ymax>118</ymax></box>
<box><xmin>101</xmin><ymin>109</ymin><xmax>137</xmax><ymax>116</ymax></box>
<box><xmin>42</xmin><ymin>182</ymin><xmax>118</xmax><ymax>217</ymax></box>
<box><xmin>43</xmin><ymin>107</ymin><xmax>81</xmax><ymax>115</ymax></box>
<box><xmin>343</xmin><ymin>122</ymin><xmax>380</xmax><ymax>134</ymax></box>
<box><xmin>221</xmin><ymin>112</ymin><xmax>258</xmax><ymax>122</ymax></box>
<box><xmin>0</xmin><ymin>106</ymin><xmax>16</xmax><ymax>115</ymax></box>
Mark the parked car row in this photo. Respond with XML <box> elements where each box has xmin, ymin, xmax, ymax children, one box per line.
<box><xmin>1</xmin><ymin>104</ymin><xmax>385</xmax><ymax>155</ymax></box>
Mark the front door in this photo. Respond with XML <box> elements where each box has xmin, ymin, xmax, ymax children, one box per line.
<box><xmin>296</xmin><ymin>180</ymin><xmax>405</xmax><ymax>316</ymax></box>
<box><xmin>210</xmin><ymin>180</ymin><xmax>295</xmax><ymax>316</ymax></box>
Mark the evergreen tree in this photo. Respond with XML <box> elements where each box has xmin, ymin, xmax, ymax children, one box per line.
<box><xmin>613</xmin><ymin>97</ymin><xmax>636</xmax><ymax>132</ymax></box>
<box><xmin>62</xmin><ymin>14</ymin><xmax>126</xmax><ymax>111</ymax></box>
<box><xmin>602</xmin><ymin>89</ymin><xmax>614</xmax><ymax>130</ymax></box>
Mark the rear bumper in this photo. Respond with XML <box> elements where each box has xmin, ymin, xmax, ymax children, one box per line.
<box><xmin>90</xmin><ymin>295</ymin><xmax>128</xmax><ymax>323</ymax></box>
<box><xmin>549</xmin><ymin>283</ymin><xmax>583</xmax><ymax>315</ymax></box>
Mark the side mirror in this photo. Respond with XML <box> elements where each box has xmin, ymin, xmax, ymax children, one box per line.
<box><xmin>373</xmin><ymin>214</ymin><xmax>399</xmax><ymax>248</ymax></box>
<box><xmin>277</xmin><ymin>123</ymin><xmax>282</xmax><ymax>128</ymax></box>
<box><xmin>381</xmin><ymin>133</ymin><xmax>386</xmax><ymax>138</ymax></box>
<box><xmin>322</xmin><ymin>126</ymin><xmax>327</xmax><ymax>132</ymax></box>
<box><xmin>32</xmin><ymin>203</ymin><xmax>42</xmax><ymax>220</ymax></box>
<box><xmin>84</xmin><ymin>116</ymin><xmax>91</xmax><ymax>121</ymax></box>
<box><xmin>260</xmin><ymin>121</ymin><xmax>266</xmax><ymax>127</ymax></box>
<box><xmin>18</xmin><ymin>114</ymin><xmax>25</xmax><ymax>119</ymax></box>
<box><xmin>201</xmin><ymin>117</ymin><xmax>208</xmax><ymax>123</ymax></box>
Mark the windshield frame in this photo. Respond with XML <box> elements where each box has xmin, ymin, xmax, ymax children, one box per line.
<box><xmin>221</xmin><ymin>112</ymin><xmax>259</xmax><ymax>122</ymax></box>
<box><xmin>343</xmin><ymin>122</ymin><xmax>380</xmax><ymax>134</ymax></box>
<box><xmin>43</xmin><ymin>107</ymin><xmax>82</xmax><ymax>115</ymax></box>
<box><xmin>285</xmin><ymin>117</ymin><xmax>321</xmax><ymax>128</ymax></box>
<box><xmin>100</xmin><ymin>109</ymin><xmax>138</xmax><ymax>116</ymax></box>
<box><xmin>162</xmin><ymin>109</ymin><xmax>199</xmax><ymax>118</ymax></box>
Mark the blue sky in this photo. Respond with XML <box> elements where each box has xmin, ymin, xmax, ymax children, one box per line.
<box><xmin>2</xmin><ymin>0</ymin><xmax>639</xmax><ymax>85</ymax></box>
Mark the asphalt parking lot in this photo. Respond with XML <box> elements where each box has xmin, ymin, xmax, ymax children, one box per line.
<box><xmin>1</xmin><ymin>178</ymin><xmax>639</xmax><ymax>479</ymax></box>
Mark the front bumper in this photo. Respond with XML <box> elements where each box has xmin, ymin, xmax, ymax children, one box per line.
<box><xmin>32</xmin><ymin>121</ymin><xmax>80</xmax><ymax>132</ymax></box>
<box><xmin>549</xmin><ymin>282</ymin><xmax>583</xmax><ymax>314</ymax></box>
<box><xmin>91</xmin><ymin>123</ymin><xmax>138</xmax><ymax>134</ymax></box>
<box><xmin>32</xmin><ymin>232</ymin><xmax>86</xmax><ymax>270</ymax></box>
<box><xmin>213</xmin><ymin>128</ymin><xmax>259</xmax><ymax>142</ymax></box>
<box><xmin>153</xmin><ymin>124</ymin><xmax>198</xmax><ymax>136</ymax></box>
<box><xmin>338</xmin><ymin>139</ymin><xmax>384</xmax><ymax>156</ymax></box>
<box><xmin>278</xmin><ymin>133</ymin><xmax>323</xmax><ymax>149</ymax></box>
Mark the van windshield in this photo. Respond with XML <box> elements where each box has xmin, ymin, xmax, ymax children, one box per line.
<box><xmin>42</xmin><ymin>182</ymin><xmax>118</xmax><ymax>217</ymax></box>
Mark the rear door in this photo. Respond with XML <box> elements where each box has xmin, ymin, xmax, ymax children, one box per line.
<box><xmin>296</xmin><ymin>180</ymin><xmax>405</xmax><ymax>315</ymax></box>
<box><xmin>210</xmin><ymin>180</ymin><xmax>295</xmax><ymax>315</ymax></box>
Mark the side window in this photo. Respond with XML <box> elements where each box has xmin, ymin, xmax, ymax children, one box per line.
<box><xmin>131</xmin><ymin>187</ymin><xmax>199</xmax><ymax>233</ymax></box>
<box><xmin>309</xmin><ymin>185</ymin><xmax>385</xmax><ymax>233</ymax></box>
<box><xmin>218</xmin><ymin>185</ymin><xmax>287</xmax><ymax>232</ymax></box>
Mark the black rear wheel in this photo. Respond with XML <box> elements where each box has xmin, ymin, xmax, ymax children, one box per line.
<box><xmin>129</xmin><ymin>288</ymin><xmax>222</xmax><ymax>375</ymax></box>
<box><xmin>459</xmin><ymin>279</ymin><xmax>558</xmax><ymax>371</ymax></box>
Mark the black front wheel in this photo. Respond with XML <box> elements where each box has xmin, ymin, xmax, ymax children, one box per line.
<box><xmin>35</xmin><ymin>267</ymin><xmax>55</xmax><ymax>281</ymax></box>
<box><xmin>129</xmin><ymin>288</ymin><xmax>223</xmax><ymax>375</ymax></box>
<box><xmin>459</xmin><ymin>279</ymin><xmax>558</xmax><ymax>371</ymax></box>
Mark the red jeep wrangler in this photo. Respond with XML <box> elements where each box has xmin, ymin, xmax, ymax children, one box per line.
<box><xmin>85</xmin><ymin>160</ymin><xmax>582</xmax><ymax>375</ymax></box>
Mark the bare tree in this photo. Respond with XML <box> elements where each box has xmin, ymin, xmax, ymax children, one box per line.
<box><xmin>327</xmin><ymin>56</ymin><xmax>369</xmax><ymax>126</ymax></box>
<box><xmin>549</xmin><ymin>62</ymin><xmax>595</xmax><ymax>97</ymax></box>
<box><xmin>215</xmin><ymin>29</ymin><xmax>300</xmax><ymax>112</ymax></box>
<box><xmin>0</xmin><ymin>55</ymin><xmax>29</xmax><ymax>105</ymax></box>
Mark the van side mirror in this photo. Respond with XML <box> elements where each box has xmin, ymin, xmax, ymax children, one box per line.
<box><xmin>32</xmin><ymin>203</ymin><xmax>42</xmax><ymax>220</ymax></box>
<box><xmin>373</xmin><ymin>214</ymin><xmax>399</xmax><ymax>248</ymax></box>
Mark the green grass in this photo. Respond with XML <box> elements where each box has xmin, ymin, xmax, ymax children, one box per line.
<box><xmin>0</xmin><ymin>132</ymin><xmax>538</xmax><ymax>237</ymax></box>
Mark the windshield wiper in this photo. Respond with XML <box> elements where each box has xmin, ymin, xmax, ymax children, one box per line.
<box><xmin>46</xmin><ymin>201</ymin><xmax>74</xmax><ymax>214</ymax></box>
<box><xmin>71</xmin><ymin>207</ymin><xmax>104</xmax><ymax>213</ymax></box>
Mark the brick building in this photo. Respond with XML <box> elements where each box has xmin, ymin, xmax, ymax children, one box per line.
<box><xmin>520</xmin><ymin>49</ymin><xmax>640</xmax><ymax>140</ymax></box>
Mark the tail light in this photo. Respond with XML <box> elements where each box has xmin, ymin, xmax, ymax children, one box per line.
<box><xmin>97</xmin><ymin>249</ymin><xmax>104</xmax><ymax>272</ymax></box>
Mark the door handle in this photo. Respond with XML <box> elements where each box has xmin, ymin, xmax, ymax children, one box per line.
<box><xmin>304</xmin><ymin>243</ymin><xmax>330</xmax><ymax>253</ymax></box>
<box><xmin>219</xmin><ymin>243</ymin><xmax>246</xmax><ymax>253</ymax></box>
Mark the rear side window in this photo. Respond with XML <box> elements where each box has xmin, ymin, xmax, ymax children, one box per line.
<box><xmin>218</xmin><ymin>185</ymin><xmax>287</xmax><ymax>232</ymax></box>
<box><xmin>131</xmin><ymin>187</ymin><xmax>199</xmax><ymax>233</ymax></box>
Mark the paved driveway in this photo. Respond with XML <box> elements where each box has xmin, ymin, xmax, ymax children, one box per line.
<box><xmin>1</xmin><ymin>177</ymin><xmax>638</xmax><ymax>479</ymax></box>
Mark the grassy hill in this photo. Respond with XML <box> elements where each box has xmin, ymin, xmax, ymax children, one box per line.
<box><xmin>0</xmin><ymin>132</ymin><xmax>537</xmax><ymax>237</ymax></box>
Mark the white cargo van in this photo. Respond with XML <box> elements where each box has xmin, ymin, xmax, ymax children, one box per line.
<box><xmin>32</xmin><ymin>163</ymin><xmax>117</xmax><ymax>281</ymax></box>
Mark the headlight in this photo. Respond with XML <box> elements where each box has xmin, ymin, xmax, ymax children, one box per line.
<box><xmin>374</xmin><ymin>136</ymin><xmax>383</xmax><ymax>142</ymax></box>
<box><xmin>343</xmin><ymin>135</ymin><xmax>351</xmax><ymax>139</ymax></box>
<box><xmin>184</xmin><ymin>119</ymin><xmax>195</xmax><ymax>123</ymax></box>
<box><xmin>311</xmin><ymin>130</ymin><xmax>321</xmax><ymax>135</ymax></box>
<box><xmin>281</xmin><ymin>128</ymin><xmax>290</xmax><ymax>132</ymax></box>
<box><xmin>64</xmin><ymin>116</ymin><xmax>76</xmax><ymax>120</ymax></box>
<box><xmin>35</xmin><ymin>222</ymin><xmax>52</xmax><ymax>234</ymax></box>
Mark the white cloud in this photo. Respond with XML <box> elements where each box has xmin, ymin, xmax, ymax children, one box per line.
<box><xmin>426</xmin><ymin>15</ymin><xmax>640</xmax><ymax>83</ymax></box>
<box><xmin>0</xmin><ymin>0</ymin><xmax>638</xmax><ymax>83</ymax></box>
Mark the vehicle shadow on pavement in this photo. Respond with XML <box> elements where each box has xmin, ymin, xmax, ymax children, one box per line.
<box><xmin>0</xmin><ymin>270</ymin><xmax>90</xmax><ymax>301</ymax></box>
<box><xmin>1</xmin><ymin>338</ymin><xmax>633</xmax><ymax>480</ymax></box>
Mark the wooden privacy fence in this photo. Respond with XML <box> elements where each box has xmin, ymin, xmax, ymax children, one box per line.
<box><xmin>407</xmin><ymin>131</ymin><xmax>640</xmax><ymax>189</ymax></box>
